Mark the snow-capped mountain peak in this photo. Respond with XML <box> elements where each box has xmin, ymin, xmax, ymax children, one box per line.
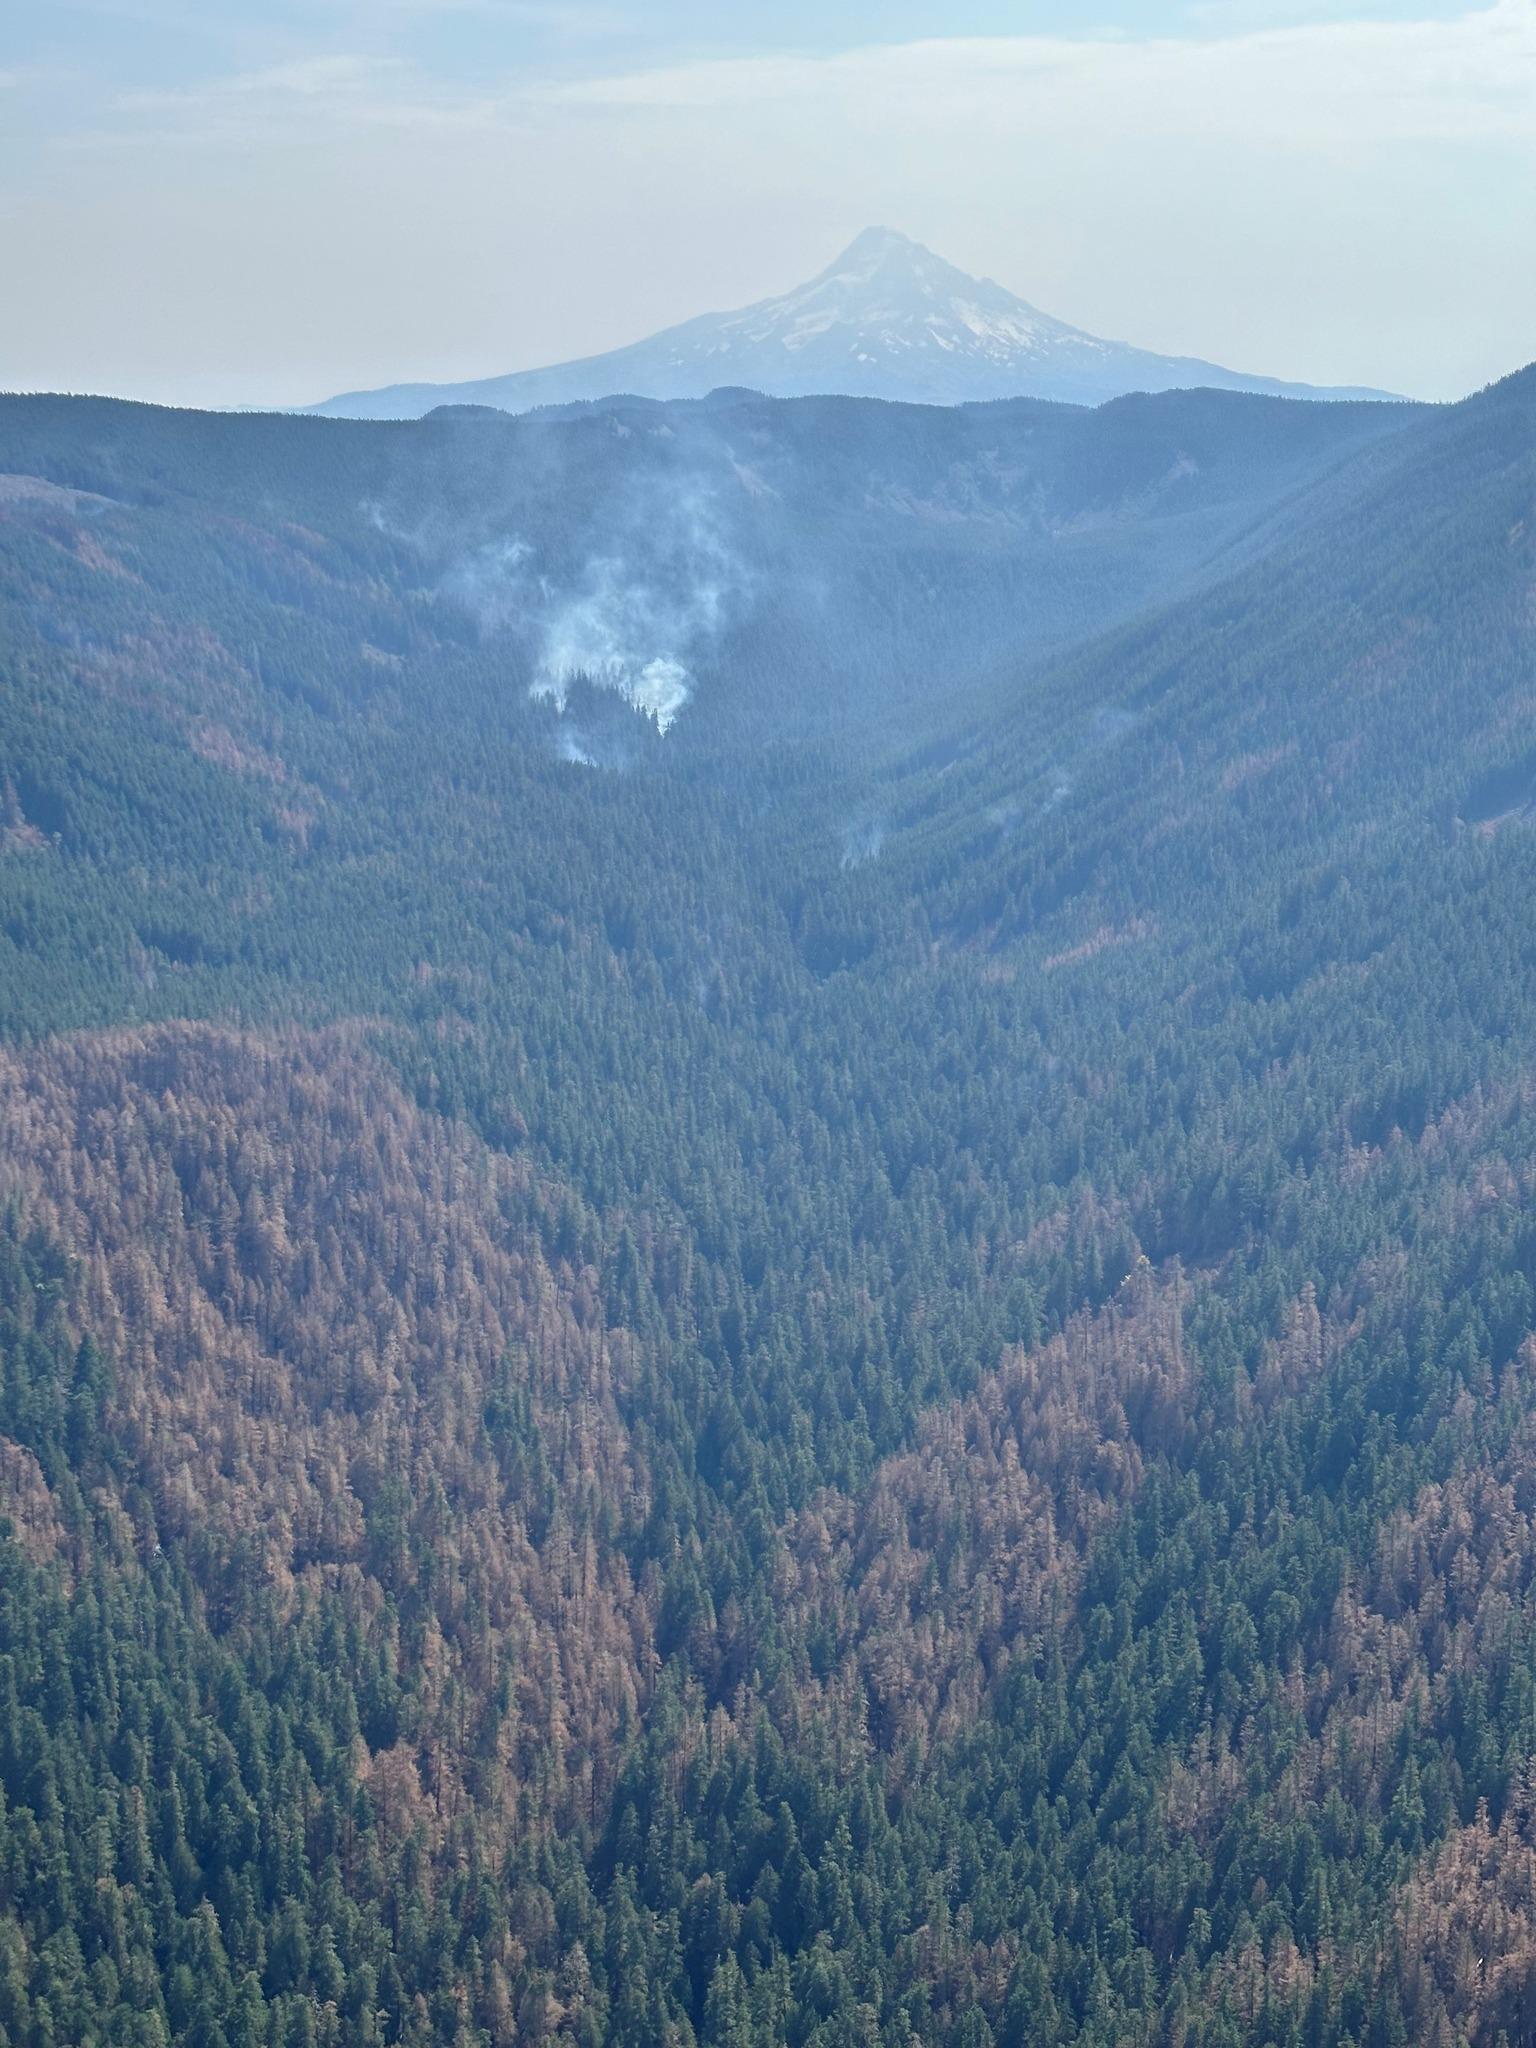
<box><xmin>309</xmin><ymin>228</ymin><xmax>1393</xmax><ymax>419</ymax></box>
<box><xmin>702</xmin><ymin>227</ymin><xmax>1071</xmax><ymax>369</ymax></box>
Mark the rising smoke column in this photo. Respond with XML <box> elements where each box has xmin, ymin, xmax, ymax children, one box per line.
<box><xmin>441</xmin><ymin>458</ymin><xmax>743</xmax><ymax>737</ymax></box>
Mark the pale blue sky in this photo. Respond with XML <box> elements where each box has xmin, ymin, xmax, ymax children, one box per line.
<box><xmin>3</xmin><ymin>1</ymin><xmax>1532</xmax><ymax>406</ymax></box>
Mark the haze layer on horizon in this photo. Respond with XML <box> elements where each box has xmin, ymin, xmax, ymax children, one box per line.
<box><xmin>2</xmin><ymin>0</ymin><xmax>1532</xmax><ymax>410</ymax></box>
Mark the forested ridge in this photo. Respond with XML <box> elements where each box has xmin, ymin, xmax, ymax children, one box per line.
<box><xmin>0</xmin><ymin>366</ymin><xmax>1533</xmax><ymax>2045</ymax></box>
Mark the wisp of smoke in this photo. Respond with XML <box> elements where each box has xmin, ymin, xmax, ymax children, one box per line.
<box><xmin>529</xmin><ymin>550</ymin><xmax>721</xmax><ymax>735</ymax></box>
<box><xmin>840</xmin><ymin>817</ymin><xmax>887</xmax><ymax>869</ymax></box>
<box><xmin>441</xmin><ymin>536</ymin><xmax>543</xmax><ymax>628</ymax></box>
<box><xmin>1091</xmin><ymin>706</ymin><xmax>1139</xmax><ymax>742</ymax></box>
<box><xmin>443</xmin><ymin>473</ymin><xmax>741</xmax><ymax>736</ymax></box>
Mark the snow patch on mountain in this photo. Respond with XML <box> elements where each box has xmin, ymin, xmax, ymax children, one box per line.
<box><xmin>310</xmin><ymin>227</ymin><xmax>1396</xmax><ymax>420</ymax></box>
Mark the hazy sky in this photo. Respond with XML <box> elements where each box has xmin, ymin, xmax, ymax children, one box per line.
<box><xmin>3</xmin><ymin>0</ymin><xmax>1533</xmax><ymax>408</ymax></box>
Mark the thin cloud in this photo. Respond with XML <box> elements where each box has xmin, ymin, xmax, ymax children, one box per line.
<box><xmin>537</xmin><ymin>5</ymin><xmax>1536</xmax><ymax>148</ymax></box>
<box><xmin>85</xmin><ymin>4</ymin><xmax>1536</xmax><ymax>154</ymax></box>
<box><xmin>118</xmin><ymin>54</ymin><xmax>405</xmax><ymax>109</ymax></box>
<box><xmin>100</xmin><ymin>54</ymin><xmax>508</xmax><ymax>145</ymax></box>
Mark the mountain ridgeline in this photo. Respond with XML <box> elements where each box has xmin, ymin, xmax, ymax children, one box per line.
<box><xmin>0</xmin><ymin>362</ymin><xmax>1533</xmax><ymax>2048</ymax></box>
<box><xmin>309</xmin><ymin>228</ymin><xmax>1395</xmax><ymax>419</ymax></box>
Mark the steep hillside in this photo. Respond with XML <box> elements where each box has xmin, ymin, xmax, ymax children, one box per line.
<box><xmin>0</xmin><ymin>1025</ymin><xmax>650</xmax><ymax>1811</ymax></box>
<box><xmin>2</xmin><ymin>366</ymin><xmax>1536</xmax><ymax>2046</ymax></box>
<box><xmin>888</xmin><ymin>363</ymin><xmax>1536</xmax><ymax>945</ymax></box>
<box><xmin>0</xmin><ymin>384</ymin><xmax>1418</xmax><ymax>786</ymax></box>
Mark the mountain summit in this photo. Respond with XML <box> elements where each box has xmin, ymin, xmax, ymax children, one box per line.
<box><xmin>308</xmin><ymin>226</ymin><xmax>1392</xmax><ymax>418</ymax></box>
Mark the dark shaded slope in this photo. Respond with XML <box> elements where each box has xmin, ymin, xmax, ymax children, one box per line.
<box><xmin>0</xmin><ymin>385</ymin><xmax>1421</xmax><ymax>757</ymax></box>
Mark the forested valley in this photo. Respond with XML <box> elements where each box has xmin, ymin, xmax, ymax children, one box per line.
<box><xmin>0</xmin><ymin>365</ymin><xmax>1533</xmax><ymax>2046</ymax></box>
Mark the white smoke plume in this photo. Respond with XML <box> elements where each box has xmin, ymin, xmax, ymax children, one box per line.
<box><xmin>442</xmin><ymin>475</ymin><xmax>740</xmax><ymax>736</ymax></box>
<box><xmin>529</xmin><ymin>554</ymin><xmax>714</xmax><ymax>734</ymax></box>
